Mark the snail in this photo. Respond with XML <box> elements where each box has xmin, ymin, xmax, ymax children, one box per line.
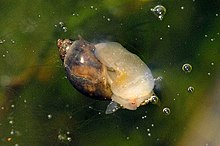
<box><xmin>57</xmin><ymin>37</ymin><xmax>156</xmax><ymax>114</ymax></box>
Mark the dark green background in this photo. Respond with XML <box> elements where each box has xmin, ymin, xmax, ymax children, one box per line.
<box><xmin>0</xmin><ymin>0</ymin><xmax>220</xmax><ymax>146</ymax></box>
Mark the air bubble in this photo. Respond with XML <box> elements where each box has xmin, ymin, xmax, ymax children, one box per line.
<box><xmin>0</xmin><ymin>39</ymin><xmax>5</xmax><ymax>44</ymax></box>
<box><xmin>67</xmin><ymin>137</ymin><xmax>72</xmax><ymax>142</ymax></box>
<box><xmin>150</xmin><ymin>95</ymin><xmax>159</xmax><ymax>104</ymax></box>
<box><xmin>63</xmin><ymin>27</ymin><xmax>68</xmax><ymax>32</ymax></box>
<box><xmin>187</xmin><ymin>86</ymin><xmax>194</xmax><ymax>93</ymax></box>
<box><xmin>59</xmin><ymin>22</ymin><xmax>64</xmax><ymax>27</ymax></box>
<box><xmin>210</xmin><ymin>38</ymin><xmax>215</xmax><ymax>42</ymax></box>
<box><xmin>58</xmin><ymin>132</ymin><xmax>71</xmax><ymax>143</ymax></box>
<box><xmin>182</xmin><ymin>63</ymin><xmax>192</xmax><ymax>73</ymax></box>
<box><xmin>47</xmin><ymin>114</ymin><xmax>52</xmax><ymax>119</ymax></box>
<box><xmin>9</xmin><ymin>120</ymin><xmax>14</xmax><ymax>124</ymax></box>
<box><xmin>151</xmin><ymin>5</ymin><xmax>166</xmax><ymax>20</ymax></box>
<box><xmin>11</xmin><ymin>39</ymin><xmax>15</xmax><ymax>44</ymax></box>
<box><xmin>163</xmin><ymin>107</ymin><xmax>171</xmax><ymax>115</ymax></box>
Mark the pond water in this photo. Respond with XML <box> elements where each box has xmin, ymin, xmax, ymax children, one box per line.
<box><xmin>0</xmin><ymin>0</ymin><xmax>220</xmax><ymax>146</ymax></box>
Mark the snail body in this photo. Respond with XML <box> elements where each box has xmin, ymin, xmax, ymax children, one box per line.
<box><xmin>57</xmin><ymin>38</ymin><xmax>155</xmax><ymax>114</ymax></box>
<box><xmin>95</xmin><ymin>42</ymin><xmax>154</xmax><ymax>112</ymax></box>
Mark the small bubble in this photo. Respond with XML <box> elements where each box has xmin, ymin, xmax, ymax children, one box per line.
<box><xmin>67</xmin><ymin>137</ymin><xmax>72</xmax><ymax>141</ymax></box>
<box><xmin>182</xmin><ymin>63</ymin><xmax>192</xmax><ymax>73</ymax></box>
<box><xmin>180</xmin><ymin>6</ymin><xmax>184</xmax><ymax>10</ymax></box>
<box><xmin>136</xmin><ymin>126</ymin><xmax>139</xmax><ymax>130</ymax></box>
<box><xmin>58</xmin><ymin>134</ymin><xmax>67</xmax><ymax>141</ymax></box>
<box><xmin>141</xmin><ymin>115</ymin><xmax>147</xmax><ymax>119</ymax></box>
<box><xmin>211</xmin><ymin>62</ymin><xmax>214</xmax><ymax>66</ymax></box>
<box><xmin>126</xmin><ymin>136</ymin><xmax>130</xmax><ymax>140</ymax></box>
<box><xmin>150</xmin><ymin>95</ymin><xmax>159</xmax><ymax>104</ymax></box>
<box><xmin>147</xmin><ymin>128</ymin><xmax>150</xmax><ymax>132</ymax></box>
<box><xmin>204</xmin><ymin>34</ymin><xmax>208</xmax><ymax>37</ymax></box>
<box><xmin>48</xmin><ymin>114</ymin><xmax>52</xmax><ymax>119</ymax></box>
<box><xmin>151</xmin><ymin>5</ymin><xmax>166</xmax><ymax>20</ymax></box>
<box><xmin>62</xmin><ymin>27</ymin><xmax>68</xmax><ymax>32</ymax></box>
<box><xmin>59</xmin><ymin>22</ymin><xmax>64</xmax><ymax>27</ymax></box>
<box><xmin>107</xmin><ymin>18</ymin><xmax>111</xmax><ymax>21</ymax></box>
<box><xmin>11</xmin><ymin>40</ymin><xmax>15</xmax><ymax>44</ymax></box>
<box><xmin>90</xmin><ymin>6</ymin><xmax>94</xmax><ymax>9</ymax></box>
<box><xmin>148</xmin><ymin>133</ymin><xmax>151</xmax><ymax>136</ymax></box>
<box><xmin>9</xmin><ymin>120</ymin><xmax>14</xmax><ymax>124</ymax></box>
<box><xmin>187</xmin><ymin>86</ymin><xmax>194</xmax><ymax>93</ymax></box>
<box><xmin>210</xmin><ymin>38</ymin><xmax>215</xmax><ymax>42</ymax></box>
<box><xmin>2</xmin><ymin>54</ymin><xmax>5</xmax><ymax>57</ymax></box>
<box><xmin>163</xmin><ymin>107</ymin><xmax>171</xmax><ymax>115</ymax></box>
<box><xmin>167</xmin><ymin>25</ymin><xmax>170</xmax><ymax>28</ymax></box>
<box><xmin>160</xmin><ymin>37</ymin><xmax>163</xmax><ymax>40</ymax></box>
<box><xmin>151</xmin><ymin>124</ymin><xmax>154</xmax><ymax>127</ymax></box>
<box><xmin>207</xmin><ymin>72</ymin><xmax>211</xmax><ymax>76</ymax></box>
<box><xmin>10</xmin><ymin>129</ymin><xmax>15</xmax><ymax>135</ymax></box>
<box><xmin>216</xmin><ymin>13</ymin><xmax>219</xmax><ymax>17</ymax></box>
<box><xmin>0</xmin><ymin>39</ymin><xmax>6</xmax><ymax>44</ymax></box>
<box><xmin>11</xmin><ymin>104</ymin><xmax>15</xmax><ymax>108</ymax></box>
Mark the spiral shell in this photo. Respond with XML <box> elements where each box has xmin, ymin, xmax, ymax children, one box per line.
<box><xmin>57</xmin><ymin>38</ymin><xmax>112</xmax><ymax>100</ymax></box>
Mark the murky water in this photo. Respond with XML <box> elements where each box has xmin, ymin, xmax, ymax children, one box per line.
<box><xmin>0</xmin><ymin>0</ymin><xmax>220</xmax><ymax>146</ymax></box>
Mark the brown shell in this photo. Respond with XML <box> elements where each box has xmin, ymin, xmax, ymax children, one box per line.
<box><xmin>57</xmin><ymin>38</ymin><xmax>112</xmax><ymax>100</ymax></box>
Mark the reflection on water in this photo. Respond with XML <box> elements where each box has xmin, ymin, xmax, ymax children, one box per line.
<box><xmin>0</xmin><ymin>0</ymin><xmax>220</xmax><ymax>146</ymax></box>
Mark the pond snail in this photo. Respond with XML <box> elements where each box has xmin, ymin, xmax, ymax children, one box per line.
<box><xmin>57</xmin><ymin>37</ymin><xmax>157</xmax><ymax>114</ymax></box>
